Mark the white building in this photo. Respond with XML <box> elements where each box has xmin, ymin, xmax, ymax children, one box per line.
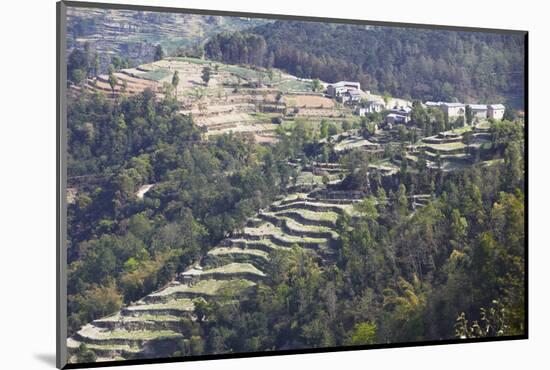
<box><xmin>425</xmin><ymin>101</ymin><xmax>465</xmax><ymax>118</ymax></box>
<box><xmin>488</xmin><ymin>104</ymin><xmax>505</xmax><ymax>120</ymax></box>
<box><xmin>425</xmin><ymin>101</ymin><xmax>442</xmax><ymax>108</ymax></box>
<box><xmin>440</xmin><ymin>102</ymin><xmax>466</xmax><ymax>118</ymax></box>
<box><xmin>468</xmin><ymin>104</ymin><xmax>488</xmax><ymax>120</ymax></box>
<box><xmin>385</xmin><ymin>113</ymin><xmax>408</xmax><ymax>125</ymax></box>
<box><xmin>326</xmin><ymin>81</ymin><xmax>361</xmax><ymax>102</ymax></box>
<box><xmin>364</xmin><ymin>100</ymin><xmax>385</xmax><ymax>113</ymax></box>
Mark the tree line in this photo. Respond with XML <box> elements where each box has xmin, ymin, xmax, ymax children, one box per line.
<box><xmin>204</xmin><ymin>22</ymin><xmax>524</xmax><ymax>107</ymax></box>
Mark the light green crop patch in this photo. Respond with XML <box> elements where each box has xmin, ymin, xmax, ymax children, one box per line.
<box><xmin>203</xmin><ymin>262</ymin><xmax>266</xmax><ymax>277</ymax></box>
<box><xmin>99</xmin><ymin>329</ymin><xmax>182</xmax><ymax>341</ymax></box>
<box><xmin>274</xmin><ymin>208</ymin><xmax>340</xmax><ymax>223</ymax></box>
<box><xmin>209</xmin><ymin>247</ymin><xmax>270</xmax><ymax>259</ymax></box>
<box><xmin>127</xmin><ymin>298</ymin><xmax>195</xmax><ymax>312</ymax></box>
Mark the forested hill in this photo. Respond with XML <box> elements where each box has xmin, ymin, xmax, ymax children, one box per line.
<box><xmin>205</xmin><ymin>21</ymin><xmax>525</xmax><ymax>108</ymax></box>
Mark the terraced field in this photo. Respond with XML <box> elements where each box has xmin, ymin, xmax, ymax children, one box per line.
<box><xmin>67</xmin><ymin>188</ymin><xmax>359</xmax><ymax>363</ymax></box>
<box><xmin>413</xmin><ymin>125</ymin><xmax>496</xmax><ymax>171</ymax></box>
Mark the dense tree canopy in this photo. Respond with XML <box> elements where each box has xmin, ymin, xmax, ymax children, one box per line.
<box><xmin>204</xmin><ymin>23</ymin><xmax>525</xmax><ymax>107</ymax></box>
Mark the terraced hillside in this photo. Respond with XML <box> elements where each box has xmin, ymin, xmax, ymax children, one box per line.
<box><xmin>67</xmin><ymin>188</ymin><xmax>359</xmax><ymax>363</ymax></box>
<box><xmin>67</xmin><ymin>7</ymin><xmax>269</xmax><ymax>72</ymax></box>
<box><xmin>411</xmin><ymin>123</ymin><xmax>495</xmax><ymax>171</ymax></box>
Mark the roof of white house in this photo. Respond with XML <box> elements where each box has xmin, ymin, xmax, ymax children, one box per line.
<box><xmin>329</xmin><ymin>81</ymin><xmax>361</xmax><ymax>88</ymax></box>
<box><xmin>441</xmin><ymin>102</ymin><xmax>465</xmax><ymax>108</ymax></box>
<box><xmin>489</xmin><ymin>104</ymin><xmax>505</xmax><ymax>110</ymax></box>
<box><xmin>425</xmin><ymin>101</ymin><xmax>442</xmax><ymax>107</ymax></box>
<box><xmin>469</xmin><ymin>104</ymin><xmax>487</xmax><ymax>110</ymax></box>
<box><xmin>386</xmin><ymin>113</ymin><xmax>408</xmax><ymax>119</ymax></box>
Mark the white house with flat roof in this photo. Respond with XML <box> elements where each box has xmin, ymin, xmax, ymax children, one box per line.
<box><xmin>385</xmin><ymin>113</ymin><xmax>408</xmax><ymax>125</ymax></box>
<box><xmin>440</xmin><ymin>102</ymin><xmax>466</xmax><ymax>118</ymax></box>
<box><xmin>425</xmin><ymin>101</ymin><xmax>442</xmax><ymax>108</ymax></box>
<box><xmin>469</xmin><ymin>104</ymin><xmax>488</xmax><ymax>119</ymax></box>
<box><xmin>488</xmin><ymin>104</ymin><xmax>505</xmax><ymax>120</ymax></box>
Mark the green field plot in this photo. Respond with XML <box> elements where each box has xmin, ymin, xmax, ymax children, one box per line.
<box><xmin>78</xmin><ymin>324</ymin><xmax>182</xmax><ymax>341</ymax></box>
<box><xmin>139</xmin><ymin>68</ymin><xmax>173</xmax><ymax>82</ymax></box>
<box><xmin>294</xmin><ymin>171</ymin><xmax>324</xmax><ymax>186</ymax></box>
<box><xmin>277</xmin><ymin>79</ymin><xmax>313</xmax><ymax>93</ymax></box>
<box><xmin>202</xmin><ymin>262</ymin><xmax>266</xmax><ymax>277</ymax></box>
<box><xmin>209</xmin><ymin>247</ymin><xmax>270</xmax><ymax>260</ymax></box>
<box><xmin>275</xmin><ymin>208</ymin><xmax>340</xmax><ymax>223</ymax></box>
<box><xmin>98</xmin><ymin>329</ymin><xmax>182</xmax><ymax>341</ymax></box>
<box><xmin>96</xmin><ymin>313</ymin><xmax>181</xmax><ymax>323</ymax></box>
<box><xmin>166</xmin><ymin>56</ymin><xmax>216</xmax><ymax>65</ymax></box>
<box><xmin>243</xmin><ymin>222</ymin><xmax>328</xmax><ymax>244</ymax></box>
<box><xmin>126</xmin><ymin>298</ymin><xmax>195</xmax><ymax>313</ymax></box>
<box><xmin>153</xmin><ymin>279</ymin><xmax>256</xmax><ymax>298</ymax></box>
<box><xmin>424</xmin><ymin>141</ymin><xmax>467</xmax><ymax>152</ymax></box>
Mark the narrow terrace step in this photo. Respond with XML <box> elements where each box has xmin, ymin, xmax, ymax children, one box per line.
<box><xmin>227</xmin><ymin>238</ymin><xmax>283</xmax><ymax>253</ymax></box>
<box><xmin>273</xmin><ymin>209</ymin><xmax>338</xmax><ymax>228</ymax></box>
<box><xmin>199</xmin><ymin>262</ymin><xmax>267</xmax><ymax>281</ymax></box>
<box><xmin>239</xmin><ymin>223</ymin><xmax>329</xmax><ymax>250</ymax></box>
<box><xmin>93</xmin><ymin>313</ymin><xmax>185</xmax><ymax>332</ymax></box>
<box><xmin>271</xmin><ymin>200</ymin><xmax>351</xmax><ymax>215</ymax></box>
<box><xmin>205</xmin><ymin>247</ymin><xmax>270</xmax><ymax>269</ymax></box>
<box><xmin>144</xmin><ymin>279</ymin><xmax>256</xmax><ymax>303</ymax></box>
<box><xmin>258</xmin><ymin>213</ymin><xmax>338</xmax><ymax>240</ymax></box>
<box><xmin>75</xmin><ymin>324</ymin><xmax>183</xmax><ymax>346</ymax></box>
<box><xmin>67</xmin><ymin>338</ymin><xmax>141</xmax><ymax>359</ymax></box>
<box><xmin>122</xmin><ymin>298</ymin><xmax>195</xmax><ymax>317</ymax></box>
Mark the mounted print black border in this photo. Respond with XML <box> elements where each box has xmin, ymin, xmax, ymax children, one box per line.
<box><xmin>56</xmin><ymin>1</ymin><xmax>529</xmax><ymax>369</ymax></box>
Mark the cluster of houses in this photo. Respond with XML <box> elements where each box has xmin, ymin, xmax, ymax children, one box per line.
<box><xmin>380</xmin><ymin>101</ymin><xmax>505</xmax><ymax>128</ymax></box>
<box><xmin>326</xmin><ymin>81</ymin><xmax>363</xmax><ymax>103</ymax></box>
<box><xmin>425</xmin><ymin>101</ymin><xmax>505</xmax><ymax>121</ymax></box>
<box><xmin>325</xmin><ymin>81</ymin><xmax>506</xmax><ymax>129</ymax></box>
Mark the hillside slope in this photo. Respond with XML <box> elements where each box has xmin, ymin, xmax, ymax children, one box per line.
<box><xmin>205</xmin><ymin>21</ymin><xmax>525</xmax><ymax>107</ymax></box>
<box><xmin>67</xmin><ymin>7</ymin><xmax>269</xmax><ymax>72</ymax></box>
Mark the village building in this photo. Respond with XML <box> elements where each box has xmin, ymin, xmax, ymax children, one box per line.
<box><xmin>356</xmin><ymin>107</ymin><xmax>367</xmax><ymax>117</ymax></box>
<box><xmin>385</xmin><ymin>113</ymin><xmax>409</xmax><ymax>125</ymax></box>
<box><xmin>326</xmin><ymin>81</ymin><xmax>361</xmax><ymax>103</ymax></box>
<box><xmin>340</xmin><ymin>89</ymin><xmax>361</xmax><ymax>104</ymax></box>
<box><xmin>425</xmin><ymin>101</ymin><xmax>442</xmax><ymax>108</ymax></box>
<box><xmin>364</xmin><ymin>100</ymin><xmax>385</xmax><ymax>113</ymax></box>
<box><xmin>468</xmin><ymin>104</ymin><xmax>488</xmax><ymax>119</ymax></box>
<box><xmin>386</xmin><ymin>106</ymin><xmax>412</xmax><ymax>123</ymax></box>
<box><xmin>488</xmin><ymin>104</ymin><xmax>506</xmax><ymax>120</ymax></box>
<box><xmin>440</xmin><ymin>102</ymin><xmax>466</xmax><ymax>118</ymax></box>
<box><xmin>424</xmin><ymin>101</ymin><xmax>465</xmax><ymax>119</ymax></box>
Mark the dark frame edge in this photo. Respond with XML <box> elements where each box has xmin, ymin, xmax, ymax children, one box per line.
<box><xmin>57</xmin><ymin>1</ymin><xmax>69</xmax><ymax>369</ymax></box>
<box><xmin>523</xmin><ymin>31</ymin><xmax>529</xmax><ymax>339</ymax></box>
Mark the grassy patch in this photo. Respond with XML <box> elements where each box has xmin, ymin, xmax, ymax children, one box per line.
<box><xmin>275</xmin><ymin>209</ymin><xmax>340</xmax><ymax>223</ymax></box>
<box><xmin>97</xmin><ymin>313</ymin><xmax>181</xmax><ymax>323</ymax></box>
<box><xmin>277</xmin><ymin>79</ymin><xmax>313</xmax><ymax>93</ymax></box>
<box><xmin>100</xmin><ymin>329</ymin><xmax>181</xmax><ymax>341</ymax></box>
<box><xmin>209</xmin><ymin>247</ymin><xmax>270</xmax><ymax>259</ymax></box>
<box><xmin>139</xmin><ymin>68</ymin><xmax>172</xmax><ymax>82</ymax></box>
<box><xmin>128</xmin><ymin>298</ymin><xmax>195</xmax><ymax>312</ymax></box>
<box><xmin>294</xmin><ymin>171</ymin><xmax>324</xmax><ymax>186</ymax></box>
<box><xmin>203</xmin><ymin>263</ymin><xmax>266</xmax><ymax>277</ymax></box>
<box><xmin>424</xmin><ymin>142</ymin><xmax>466</xmax><ymax>152</ymax></box>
